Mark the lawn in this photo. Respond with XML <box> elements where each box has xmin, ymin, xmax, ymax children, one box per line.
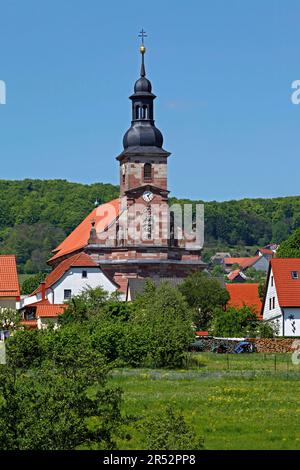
<box><xmin>110</xmin><ymin>353</ymin><xmax>300</xmax><ymax>450</ymax></box>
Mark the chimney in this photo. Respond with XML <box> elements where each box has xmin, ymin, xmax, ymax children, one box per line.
<box><xmin>41</xmin><ymin>282</ymin><xmax>46</xmax><ymax>302</ymax></box>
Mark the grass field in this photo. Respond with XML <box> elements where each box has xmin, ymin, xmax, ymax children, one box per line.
<box><xmin>110</xmin><ymin>353</ymin><xmax>300</xmax><ymax>450</ymax></box>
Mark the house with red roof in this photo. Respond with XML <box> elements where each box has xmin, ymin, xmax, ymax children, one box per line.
<box><xmin>223</xmin><ymin>256</ymin><xmax>269</xmax><ymax>273</ymax></box>
<box><xmin>226</xmin><ymin>283</ymin><xmax>262</xmax><ymax>319</ymax></box>
<box><xmin>224</xmin><ymin>254</ymin><xmax>270</xmax><ymax>283</ymax></box>
<box><xmin>227</xmin><ymin>269</ymin><xmax>247</xmax><ymax>283</ymax></box>
<box><xmin>21</xmin><ymin>252</ymin><xmax>118</xmax><ymax>309</ymax></box>
<box><xmin>255</xmin><ymin>247</ymin><xmax>274</xmax><ymax>261</ymax></box>
<box><xmin>0</xmin><ymin>255</ymin><xmax>20</xmax><ymax>309</ymax></box>
<box><xmin>20</xmin><ymin>300</ymin><xmax>67</xmax><ymax>330</ymax></box>
<box><xmin>262</xmin><ymin>258</ymin><xmax>300</xmax><ymax>336</ymax></box>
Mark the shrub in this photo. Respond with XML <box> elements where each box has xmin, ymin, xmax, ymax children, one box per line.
<box><xmin>179</xmin><ymin>272</ymin><xmax>230</xmax><ymax>329</ymax></box>
<box><xmin>210</xmin><ymin>306</ymin><xmax>259</xmax><ymax>338</ymax></box>
<box><xmin>133</xmin><ymin>282</ymin><xmax>194</xmax><ymax>368</ymax></box>
<box><xmin>140</xmin><ymin>408</ymin><xmax>204</xmax><ymax>450</ymax></box>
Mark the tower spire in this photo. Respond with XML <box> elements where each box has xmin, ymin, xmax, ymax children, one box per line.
<box><xmin>138</xmin><ymin>29</ymin><xmax>147</xmax><ymax>77</ymax></box>
<box><xmin>119</xmin><ymin>31</ymin><xmax>170</xmax><ymax>155</ymax></box>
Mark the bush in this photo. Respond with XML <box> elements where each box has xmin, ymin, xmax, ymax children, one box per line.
<box><xmin>133</xmin><ymin>282</ymin><xmax>194</xmax><ymax>368</ymax></box>
<box><xmin>6</xmin><ymin>329</ymin><xmax>42</xmax><ymax>368</ymax></box>
<box><xmin>59</xmin><ymin>287</ymin><xmax>110</xmax><ymax>324</ymax></box>
<box><xmin>117</xmin><ymin>323</ymin><xmax>151</xmax><ymax>367</ymax></box>
<box><xmin>210</xmin><ymin>306</ymin><xmax>259</xmax><ymax>338</ymax></box>
<box><xmin>90</xmin><ymin>320</ymin><xmax>122</xmax><ymax>363</ymax></box>
<box><xmin>0</xmin><ymin>358</ymin><xmax>122</xmax><ymax>450</ymax></box>
<box><xmin>179</xmin><ymin>272</ymin><xmax>230</xmax><ymax>329</ymax></box>
<box><xmin>140</xmin><ymin>408</ymin><xmax>204</xmax><ymax>450</ymax></box>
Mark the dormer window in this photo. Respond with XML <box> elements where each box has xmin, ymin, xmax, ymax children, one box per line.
<box><xmin>291</xmin><ymin>271</ymin><xmax>299</xmax><ymax>280</ymax></box>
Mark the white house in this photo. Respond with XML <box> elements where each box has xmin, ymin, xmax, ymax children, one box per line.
<box><xmin>262</xmin><ymin>258</ymin><xmax>300</xmax><ymax>336</ymax></box>
<box><xmin>20</xmin><ymin>252</ymin><xmax>118</xmax><ymax>308</ymax></box>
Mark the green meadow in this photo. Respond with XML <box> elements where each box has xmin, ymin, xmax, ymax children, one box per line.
<box><xmin>111</xmin><ymin>353</ymin><xmax>300</xmax><ymax>450</ymax></box>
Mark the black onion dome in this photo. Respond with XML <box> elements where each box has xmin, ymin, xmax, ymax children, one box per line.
<box><xmin>134</xmin><ymin>77</ymin><xmax>152</xmax><ymax>93</ymax></box>
<box><xmin>123</xmin><ymin>122</ymin><xmax>163</xmax><ymax>148</ymax></box>
<box><xmin>121</xmin><ymin>43</ymin><xmax>166</xmax><ymax>152</ymax></box>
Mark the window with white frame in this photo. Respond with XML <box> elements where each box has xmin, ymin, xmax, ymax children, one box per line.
<box><xmin>291</xmin><ymin>271</ymin><xmax>299</xmax><ymax>280</ymax></box>
<box><xmin>64</xmin><ymin>289</ymin><xmax>72</xmax><ymax>301</ymax></box>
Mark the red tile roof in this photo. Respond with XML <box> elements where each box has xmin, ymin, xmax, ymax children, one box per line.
<box><xmin>22</xmin><ymin>299</ymin><xmax>67</xmax><ymax>319</ymax></box>
<box><xmin>49</xmin><ymin>199</ymin><xmax>120</xmax><ymax>262</ymax></box>
<box><xmin>226</xmin><ymin>283</ymin><xmax>262</xmax><ymax>318</ymax></box>
<box><xmin>196</xmin><ymin>331</ymin><xmax>209</xmax><ymax>337</ymax></box>
<box><xmin>224</xmin><ymin>257</ymin><xmax>260</xmax><ymax>269</ymax></box>
<box><xmin>259</xmin><ymin>248</ymin><xmax>273</xmax><ymax>255</ymax></box>
<box><xmin>34</xmin><ymin>252</ymin><xmax>98</xmax><ymax>295</ymax></box>
<box><xmin>0</xmin><ymin>255</ymin><xmax>20</xmax><ymax>298</ymax></box>
<box><xmin>36</xmin><ymin>303</ymin><xmax>67</xmax><ymax>318</ymax></box>
<box><xmin>21</xmin><ymin>320</ymin><xmax>38</xmax><ymax>328</ymax></box>
<box><xmin>227</xmin><ymin>269</ymin><xmax>243</xmax><ymax>281</ymax></box>
<box><xmin>271</xmin><ymin>258</ymin><xmax>300</xmax><ymax>307</ymax></box>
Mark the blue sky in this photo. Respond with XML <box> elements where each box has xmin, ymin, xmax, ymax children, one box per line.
<box><xmin>0</xmin><ymin>0</ymin><xmax>299</xmax><ymax>201</ymax></box>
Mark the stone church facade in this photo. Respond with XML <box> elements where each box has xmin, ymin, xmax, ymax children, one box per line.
<box><xmin>49</xmin><ymin>43</ymin><xmax>205</xmax><ymax>292</ymax></box>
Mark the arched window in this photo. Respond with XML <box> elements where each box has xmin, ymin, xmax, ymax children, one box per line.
<box><xmin>144</xmin><ymin>163</ymin><xmax>152</xmax><ymax>180</ymax></box>
<box><xmin>135</xmin><ymin>105</ymin><xmax>140</xmax><ymax>120</ymax></box>
<box><xmin>142</xmin><ymin>105</ymin><xmax>148</xmax><ymax>119</ymax></box>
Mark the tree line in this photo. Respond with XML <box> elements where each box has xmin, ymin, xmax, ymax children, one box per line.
<box><xmin>0</xmin><ymin>179</ymin><xmax>300</xmax><ymax>272</ymax></box>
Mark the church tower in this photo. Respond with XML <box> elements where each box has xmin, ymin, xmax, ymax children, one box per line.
<box><xmin>117</xmin><ymin>38</ymin><xmax>170</xmax><ymax>200</ymax></box>
<box><xmin>50</xmin><ymin>33</ymin><xmax>205</xmax><ymax>290</ymax></box>
<box><xmin>116</xmin><ymin>36</ymin><xmax>172</xmax><ymax>247</ymax></box>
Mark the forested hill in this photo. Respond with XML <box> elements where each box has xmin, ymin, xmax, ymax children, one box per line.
<box><xmin>0</xmin><ymin>179</ymin><xmax>300</xmax><ymax>272</ymax></box>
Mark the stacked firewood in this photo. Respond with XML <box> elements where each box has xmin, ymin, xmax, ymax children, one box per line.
<box><xmin>250</xmin><ymin>338</ymin><xmax>297</xmax><ymax>353</ymax></box>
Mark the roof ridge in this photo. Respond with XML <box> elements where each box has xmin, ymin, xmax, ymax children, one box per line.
<box><xmin>49</xmin><ymin>198</ymin><xmax>120</xmax><ymax>263</ymax></box>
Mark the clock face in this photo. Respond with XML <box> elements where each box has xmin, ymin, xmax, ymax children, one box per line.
<box><xmin>142</xmin><ymin>191</ymin><xmax>154</xmax><ymax>203</ymax></box>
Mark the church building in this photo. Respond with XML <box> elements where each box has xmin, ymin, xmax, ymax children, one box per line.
<box><xmin>47</xmin><ymin>39</ymin><xmax>205</xmax><ymax>294</ymax></box>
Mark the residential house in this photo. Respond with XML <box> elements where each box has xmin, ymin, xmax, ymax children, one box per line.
<box><xmin>262</xmin><ymin>258</ymin><xmax>300</xmax><ymax>336</ymax></box>
<box><xmin>224</xmin><ymin>255</ymin><xmax>270</xmax><ymax>283</ymax></box>
<box><xmin>20</xmin><ymin>252</ymin><xmax>118</xmax><ymax>308</ymax></box>
<box><xmin>223</xmin><ymin>256</ymin><xmax>269</xmax><ymax>273</ymax></box>
<box><xmin>227</xmin><ymin>269</ymin><xmax>247</xmax><ymax>283</ymax></box>
<box><xmin>255</xmin><ymin>247</ymin><xmax>274</xmax><ymax>261</ymax></box>
<box><xmin>20</xmin><ymin>300</ymin><xmax>67</xmax><ymax>330</ymax></box>
<box><xmin>0</xmin><ymin>255</ymin><xmax>20</xmax><ymax>309</ymax></box>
